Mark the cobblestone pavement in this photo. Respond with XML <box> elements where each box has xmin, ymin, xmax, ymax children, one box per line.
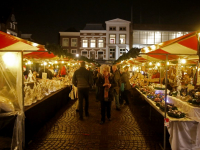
<box><xmin>26</xmin><ymin>89</ymin><xmax>165</xmax><ymax>150</ymax></box>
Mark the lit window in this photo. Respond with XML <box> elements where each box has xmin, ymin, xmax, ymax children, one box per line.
<box><xmin>110</xmin><ymin>35</ymin><xmax>115</xmax><ymax>44</ymax></box>
<box><xmin>147</xmin><ymin>31</ymin><xmax>154</xmax><ymax>44</ymax></box>
<box><xmin>177</xmin><ymin>32</ymin><xmax>183</xmax><ymax>37</ymax></box>
<box><xmin>83</xmin><ymin>40</ymin><xmax>88</xmax><ymax>47</ymax></box>
<box><xmin>120</xmin><ymin>48</ymin><xmax>126</xmax><ymax>56</ymax></box>
<box><xmin>120</xmin><ymin>35</ymin><xmax>126</xmax><ymax>44</ymax></box>
<box><xmin>109</xmin><ymin>49</ymin><xmax>115</xmax><ymax>59</ymax></box>
<box><xmin>71</xmin><ymin>38</ymin><xmax>77</xmax><ymax>47</ymax></box>
<box><xmin>71</xmin><ymin>49</ymin><xmax>77</xmax><ymax>54</ymax></box>
<box><xmin>119</xmin><ymin>27</ymin><xmax>126</xmax><ymax>31</ymax></box>
<box><xmin>162</xmin><ymin>32</ymin><xmax>168</xmax><ymax>42</ymax></box>
<box><xmin>109</xmin><ymin>27</ymin><xmax>116</xmax><ymax>31</ymax></box>
<box><xmin>62</xmin><ymin>38</ymin><xmax>69</xmax><ymax>46</ymax></box>
<box><xmin>169</xmin><ymin>32</ymin><xmax>176</xmax><ymax>40</ymax></box>
<box><xmin>82</xmin><ymin>51</ymin><xmax>88</xmax><ymax>57</ymax></box>
<box><xmin>98</xmin><ymin>39</ymin><xmax>104</xmax><ymax>48</ymax></box>
<box><xmin>155</xmin><ymin>32</ymin><xmax>161</xmax><ymax>44</ymax></box>
<box><xmin>90</xmin><ymin>40</ymin><xmax>96</xmax><ymax>48</ymax></box>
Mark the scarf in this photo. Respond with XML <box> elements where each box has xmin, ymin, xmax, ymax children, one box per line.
<box><xmin>104</xmin><ymin>75</ymin><xmax>109</xmax><ymax>101</ymax></box>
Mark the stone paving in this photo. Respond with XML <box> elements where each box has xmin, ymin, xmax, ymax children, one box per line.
<box><xmin>26</xmin><ymin>89</ymin><xmax>167</xmax><ymax>150</ymax></box>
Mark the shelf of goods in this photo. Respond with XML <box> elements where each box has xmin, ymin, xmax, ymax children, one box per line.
<box><xmin>135</xmin><ymin>88</ymin><xmax>200</xmax><ymax>150</ymax></box>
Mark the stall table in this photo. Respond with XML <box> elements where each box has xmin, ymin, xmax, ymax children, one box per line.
<box><xmin>135</xmin><ymin>88</ymin><xmax>200</xmax><ymax>150</ymax></box>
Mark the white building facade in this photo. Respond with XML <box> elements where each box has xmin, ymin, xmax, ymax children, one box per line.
<box><xmin>59</xmin><ymin>18</ymin><xmax>194</xmax><ymax>62</ymax></box>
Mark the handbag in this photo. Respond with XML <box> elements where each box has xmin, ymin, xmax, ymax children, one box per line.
<box><xmin>121</xmin><ymin>83</ymin><xmax>125</xmax><ymax>92</ymax></box>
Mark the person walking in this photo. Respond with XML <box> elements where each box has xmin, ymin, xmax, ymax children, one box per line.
<box><xmin>96</xmin><ymin>65</ymin><xmax>117</xmax><ymax>124</ymax></box>
<box><xmin>120</xmin><ymin>66</ymin><xmax>131</xmax><ymax>105</ymax></box>
<box><xmin>72</xmin><ymin>61</ymin><xmax>93</xmax><ymax>120</ymax></box>
<box><xmin>112</xmin><ymin>65</ymin><xmax>121</xmax><ymax>111</ymax></box>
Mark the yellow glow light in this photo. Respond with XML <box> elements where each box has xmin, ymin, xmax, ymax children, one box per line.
<box><xmin>55</xmin><ymin>61</ymin><xmax>58</xmax><ymax>64</ymax></box>
<box><xmin>32</xmin><ymin>43</ymin><xmax>38</xmax><ymax>47</ymax></box>
<box><xmin>28</xmin><ymin>61</ymin><xmax>31</xmax><ymax>64</ymax></box>
<box><xmin>68</xmin><ymin>63</ymin><xmax>70</xmax><ymax>66</ymax></box>
<box><xmin>149</xmin><ymin>62</ymin><xmax>152</xmax><ymax>65</ymax></box>
<box><xmin>25</xmin><ymin>63</ymin><xmax>27</xmax><ymax>65</ymax></box>
<box><xmin>62</xmin><ymin>61</ymin><xmax>64</xmax><ymax>64</ymax></box>
<box><xmin>150</xmin><ymin>45</ymin><xmax>156</xmax><ymax>50</ymax></box>
<box><xmin>157</xmin><ymin>62</ymin><xmax>160</xmax><ymax>66</ymax></box>
<box><xmin>2</xmin><ymin>52</ymin><xmax>16</xmax><ymax>67</ymax></box>
<box><xmin>44</xmin><ymin>62</ymin><xmax>47</xmax><ymax>66</ymax></box>
<box><xmin>167</xmin><ymin>62</ymin><xmax>169</xmax><ymax>65</ymax></box>
<box><xmin>181</xmin><ymin>59</ymin><xmax>186</xmax><ymax>64</ymax></box>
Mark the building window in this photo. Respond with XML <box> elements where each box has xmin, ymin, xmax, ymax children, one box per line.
<box><xmin>162</xmin><ymin>32</ymin><xmax>168</xmax><ymax>42</ymax></box>
<box><xmin>98</xmin><ymin>51</ymin><xmax>103</xmax><ymax>60</ymax></box>
<box><xmin>62</xmin><ymin>38</ymin><xmax>69</xmax><ymax>46</ymax></box>
<box><xmin>71</xmin><ymin>38</ymin><xmax>77</xmax><ymax>47</ymax></box>
<box><xmin>147</xmin><ymin>31</ymin><xmax>154</xmax><ymax>44</ymax></box>
<box><xmin>90</xmin><ymin>39</ymin><xmax>96</xmax><ymax>48</ymax></box>
<box><xmin>98</xmin><ymin>39</ymin><xmax>104</xmax><ymax>48</ymax></box>
<box><xmin>119</xmin><ymin>27</ymin><xmax>126</xmax><ymax>31</ymax></box>
<box><xmin>109</xmin><ymin>27</ymin><xmax>116</xmax><ymax>31</ymax></box>
<box><xmin>82</xmin><ymin>51</ymin><xmax>88</xmax><ymax>57</ymax></box>
<box><xmin>71</xmin><ymin>49</ymin><xmax>77</xmax><ymax>54</ymax></box>
<box><xmin>120</xmin><ymin>35</ymin><xmax>126</xmax><ymax>44</ymax></box>
<box><xmin>109</xmin><ymin>49</ymin><xmax>115</xmax><ymax>59</ymax></box>
<box><xmin>155</xmin><ymin>31</ymin><xmax>161</xmax><ymax>44</ymax></box>
<box><xmin>83</xmin><ymin>40</ymin><xmax>88</xmax><ymax>47</ymax></box>
<box><xmin>120</xmin><ymin>48</ymin><xmax>126</xmax><ymax>56</ymax></box>
<box><xmin>109</xmin><ymin>35</ymin><xmax>115</xmax><ymax>44</ymax></box>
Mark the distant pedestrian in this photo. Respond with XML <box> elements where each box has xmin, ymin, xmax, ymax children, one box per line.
<box><xmin>112</xmin><ymin>65</ymin><xmax>121</xmax><ymax>111</ymax></box>
<box><xmin>120</xmin><ymin>66</ymin><xmax>131</xmax><ymax>105</ymax></box>
<box><xmin>72</xmin><ymin>61</ymin><xmax>93</xmax><ymax>120</ymax></box>
<box><xmin>60</xmin><ymin>65</ymin><xmax>66</xmax><ymax>77</ymax></box>
<box><xmin>96</xmin><ymin>65</ymin><xmax>117</xmax><ymax>124</ymax></box>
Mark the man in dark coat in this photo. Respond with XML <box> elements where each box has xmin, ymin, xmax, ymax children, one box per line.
<box><xmin>72</xmin><ymin>61</ymin><xmax>93</xmax><ymax>120</ymax></box>
<box><xmin>121</xmin><ymin>66</ymin><xmax>131</xmax><ymax>105</ymax></box>
<box><xmin>112</xmin><ymin>65</ymin><xmax>121</xmax><ymax>110</ymax></box>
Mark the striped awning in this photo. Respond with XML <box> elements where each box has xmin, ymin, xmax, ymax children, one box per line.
<box><xmin>0</xmin><ymin>31</ymin><xmax>45</xmax><ymax>51</ymax></box>
<box><xmin>139</xmin><ymin>31</ymin><xmax>199</xmax><ymax>62</ymax></box>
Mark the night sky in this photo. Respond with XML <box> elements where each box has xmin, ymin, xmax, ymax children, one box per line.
<box><xmin>2</xmin><ymin>0</ymin><xmax>200</xmax><ymax>45</ymax></box>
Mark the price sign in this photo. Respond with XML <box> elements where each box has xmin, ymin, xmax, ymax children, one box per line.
<box><xmin>164</xmin><ymin>118</ymin><xmax>169</xmax><ymax>127</ymax></box>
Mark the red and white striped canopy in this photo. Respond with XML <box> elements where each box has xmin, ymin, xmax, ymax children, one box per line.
<box><xmin>0</xmin><ymin>31</ymin><xmax>58</xmax><ymax>59</ymax></box>
<box><xmin>0</xmin><ymin>31</ymin><xmax>46</xmax><ymax>51</ymax></box>
<box><xmin>137</xmin><ymin>31</ymin><xmax>199</xmax><ymax>63</ymax></box>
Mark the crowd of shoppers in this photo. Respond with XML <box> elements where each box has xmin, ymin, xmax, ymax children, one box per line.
<box><xmin>72</xmin><ymin>61</ymin><xmax>132</xmax><ymax>124</ymax></box>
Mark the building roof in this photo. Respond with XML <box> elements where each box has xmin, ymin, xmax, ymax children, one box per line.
<box><xmin>132</xmin><ymin>24</ymin><xmax>196</xmax><ymax>31</ymax></box>
<box><xmin>83</xmin><ymin>24</ymin><xmax>104</xmax><ymax>30</ymax></box>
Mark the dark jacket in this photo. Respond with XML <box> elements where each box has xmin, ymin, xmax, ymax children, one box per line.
<box><xmin>72</xmin><ymin>67</ymin><xmax>93</xmax><ymax>88</ymax></box>
<box><xmin>112</xmin><ymin>70</ymin><xmax>121</xmax><ymax>94</ymax></box>
<box><xmin>96</xmin><ymin>74</ymin><xmax>117</xmax><ymax>102</ymax></box>
<box><xmin>121</xmin><ymin>71</ymin><xmax>131</xmax><ymax>90</ymax></box>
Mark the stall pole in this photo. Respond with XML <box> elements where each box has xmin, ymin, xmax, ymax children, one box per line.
<box><xmin>21</xmin><ymin>51</ymin><xmax>25</xmax><ymax>149</ymax></box>
<box><xmin>160</xmin><ymin>66</ymin><xmax>161</xmax><ymax>84</ymax></box>
<box><xmin>164</xmin><ymin>54</ymin><xmax>168</xmax><ymax>150</ymax></box>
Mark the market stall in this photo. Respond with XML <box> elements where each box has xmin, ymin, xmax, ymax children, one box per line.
<box><xmin>119</xmin><ymin>31</ymin><xmax>200</xmax><ymax>150</ymax></box>
<box><xmin>0</xmin><ymin>31</ymin><xmax>77</xmax><ymax>149</ymax></box>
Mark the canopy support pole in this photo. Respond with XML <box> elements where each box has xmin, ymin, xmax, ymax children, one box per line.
<box><xmin>164</xmin><ymin>54</ymin><xmax>168</xmax><ymax>150</ymax></box>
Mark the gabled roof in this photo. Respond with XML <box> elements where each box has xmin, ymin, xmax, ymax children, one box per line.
<box><xmin>105</xmin><ymin>18</ymin><xmax>131</xmax><ymax>24</ymax></box>
<box><xmin>83</xmin><ymin>24</ymin><xmax>104</xmax><ymax>30</ymax></box>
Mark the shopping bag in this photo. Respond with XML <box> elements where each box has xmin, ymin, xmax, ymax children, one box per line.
<box><xmin>121</xmin><ymin>83</ymin><xmax>124</xmax><ymax>92</ymax></box>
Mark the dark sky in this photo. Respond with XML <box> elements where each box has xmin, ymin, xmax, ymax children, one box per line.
<box><xmin>2</xmin><ymin>0</ymin><xmax>200</xmax><ymax>45</ymax></box>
